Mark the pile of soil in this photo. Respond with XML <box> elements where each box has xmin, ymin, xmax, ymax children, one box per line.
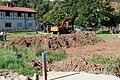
<box><xmin>47</xmin><ymin>57</ymin><xmax>107</xmax><ymax>74</ymax></box>
<box><xmin>10</xmin><ymin>32</ymin><xmax>104</xmax><ymax>50</ymax></box>
<box><xmin>0</xmin><ymin>70</ymin><xmax>39</xmax><ymax>80</ymax></box>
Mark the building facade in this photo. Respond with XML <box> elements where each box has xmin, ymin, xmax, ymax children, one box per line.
<box><xmin>0</xmin><ymin>6</ymin><xmax>36</xmax><ymax>30</ymax></box>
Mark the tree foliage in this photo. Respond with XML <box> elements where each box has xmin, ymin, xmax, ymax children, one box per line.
<box><xmin>0</xmin><ymin>0</ymin><xmax>120</xmax><ymax>28</ymax></box>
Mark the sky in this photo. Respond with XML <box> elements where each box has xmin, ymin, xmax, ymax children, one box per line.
<box><xmin>2</xmin><ymin>0</ymin><xmax>54</xmax><ymax>1</ymax></box>
<box><xmin>2</xmin><ymin>0</ymin><xmax>11</xmax><ymax>1</ymax></box>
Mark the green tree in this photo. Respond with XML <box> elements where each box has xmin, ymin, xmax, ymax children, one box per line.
<box><xmin>1</xmin><ymin>0</ymin><xmax>120</xmax><ymax>30</ymax></box>
<box><xmin>42</xmin><ymin>0</ymin><xmax>65</xmax><ymax>24</ymax></box>
<box><xmin>75</xmin><ymin>0</ymin><xmax>111</xmax><ymax>29</ymax></box>
<box><xmin>0</xmin><ymin>0</ymin><xmax>10</xmax><ymax>6</ymax></box>
<box><xmin>41</xmin><ymin>0</ymin><xmax>79</xmax><ymax>25</ymax></box>
<box><xmin>62</xmin><ymin>0</ymin><xmax>79</xmax><ymax>17</ymax></box>
<box><xmin>36</xmin><ymin>0</ymin><xmax>52</xmax><ymax>22</ymax></box>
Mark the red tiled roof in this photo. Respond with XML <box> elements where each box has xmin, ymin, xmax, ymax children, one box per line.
<box><xmin>0</xmin><ymin>6</ymin><xmax>36</xmax><ymax>13</ymax></box>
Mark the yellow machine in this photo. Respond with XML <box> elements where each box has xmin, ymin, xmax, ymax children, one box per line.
<box><xmin>50</xmin><ymin>26</ymin><xmax>59</xmax><ymax>32</ymax></box>
<box><xmin>46</xmin><ymin>17</ymin><xmax>75</xmax><ymax>33</ymax></box>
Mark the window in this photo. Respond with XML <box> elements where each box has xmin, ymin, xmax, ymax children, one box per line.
<box><xmin>28</xmin><ymin>13</ymin><xmax>32</xmax><ymax>17</ymax></box>
<box><xmin>17</xmin><ymin>23</ymin><xmax>23</xmax><ymax>27</ymax></box>
<box><xmin>5</xmin><ymin>23</ymin><xmax>11</xmax><ymax>27</ymax></box>
<box><xmin>17</xmin><ymin>12</ymin><xmax>22</xmax><ymax>17</ymax></box>
<box><xmin>28</xmin><ymin>23</ymin><xmax>32</xmax><ymax>27</ymax></box>
<box><xmin>5</xmin><ymin>11</ymin><xmax>10</xmax><ymax>16</ymax></box>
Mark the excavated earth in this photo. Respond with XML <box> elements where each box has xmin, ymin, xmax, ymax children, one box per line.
<box><xmin>47</xmin><ymin>57</ymin><xmax>107</xmax><ymax>74</ymax></box>
<box><xmin>10</xmin><ymin>32</ymin><xmax>104</xmax><ymax>50</ymax></box>
<box><xmin>1</xmin><ymin>33</ymin><xmax>120</xmax><ymax>79</ymax></box>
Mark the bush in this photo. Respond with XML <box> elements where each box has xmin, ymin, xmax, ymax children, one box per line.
<box><xmin>0</xmin><ymin>46</ymin><xmax>67</xmax><ymax>76</ymax></box>
<box><xmin>0</xmin><ymin>48</ymin><xmax>36</xmax><ymax>76</ymax></box>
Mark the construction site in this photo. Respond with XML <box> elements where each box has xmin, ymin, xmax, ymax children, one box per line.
<box><xmin>0</xmin><ymin>31</ymin><xmax>120</xmax><ymax>80</ymax></box>
<box><xmin>0</xmin><ymin>0</ymin><xmax>120</xmax><ymax>80</ymax></box>
<box><xmin>0</xmin><ymin>11</ymin><xmax>120</xmax><ymax>80</ymax></box>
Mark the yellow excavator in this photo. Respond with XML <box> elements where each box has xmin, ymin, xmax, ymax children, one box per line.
<box><xmin>46</xmin><ymin>17</ymin><xmax>75</xmax><ymax>34</ymax></box>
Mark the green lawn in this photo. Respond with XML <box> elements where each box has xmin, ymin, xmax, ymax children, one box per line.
<box><xmin>96</xmin><ymin>34</ymin><xmax>119</xmax><ymax>39</ymax></box>
<box><xmin>6</xmin><ymin>31</ymin><xmax>43</xmax><ymax>41</ymax></box>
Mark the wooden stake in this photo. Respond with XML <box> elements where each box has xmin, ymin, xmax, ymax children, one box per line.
<box><xmin>42</xmin><ymin>51</ymin><xmax>47</xmax><ymax>80</ymax></box>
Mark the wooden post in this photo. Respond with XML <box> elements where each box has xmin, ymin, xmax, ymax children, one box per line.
<box><xmin>42</xmin><ymin>51</ymin><xmax>47</xmax><ymax>80</ymax></box>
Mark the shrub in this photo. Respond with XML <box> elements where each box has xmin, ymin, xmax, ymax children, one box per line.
<box><xmin>0</xmin><ymin>46</ymin><xmax>67</xmax><ymax>76</ymax></box>
<box><xmin>0</xmin><ymin>48</ymin><xmax>36</xmax><ymax>76</ymax></box>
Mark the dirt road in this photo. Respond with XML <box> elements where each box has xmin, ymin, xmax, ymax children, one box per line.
<box><xmin>67</xmin><ymin>39</ymin><xmax>120</xmax><ymax>58</ymax></box>
<box><xmin>48</xmin><ymin>38</ymin><xmax>120</xmax><ymax>76</ymax></box>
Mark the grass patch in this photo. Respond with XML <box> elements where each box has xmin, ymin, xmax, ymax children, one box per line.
<box><xmin>90</xmin><ymin>55</ymin><xmax>120</xmax><ymax>74</ymax></box>
<box><xmin>89</xmin><ymin>55</ymin><xmax>118</xmax><ymax>65</ymax></box>
<box><xmin>0</xmin><ymin>47</ymin><xmax>37</xmax><ymax>76</ymax></box>
<box><xmin>96</xmin><ymin>34</ymin><xmax>118</xmax><ymax>39</ymax></box>
<box><xmin>6</xmin><ymin>31</ymin><xmax>42</xmax><ymax>41</ymax></box>
<box><xmin>0</xmin><ymin>46</ymin><xmax>67</xmax><ymax>76</ymax></box>
<box><xmin>46</xmin><ymin>50</ymin><xmax>67</xmax><ymax>62</ymax></box>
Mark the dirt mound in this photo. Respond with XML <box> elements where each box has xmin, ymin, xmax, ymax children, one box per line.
<box><xmin>47</xmin><ymin>57</ymin><xmax>107</xmax><ymax>74</ymax></box>
<box><xmin>10</xmin><ymin>32</ymin><xmax>104</xmax><ymax>50</ymax></box>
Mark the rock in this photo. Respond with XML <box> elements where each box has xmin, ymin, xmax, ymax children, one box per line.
<box><xmin>14</xmin><ymin>77</ymin><xmax>20</xmax><ymax>80</ymax></box>
<box><xmin>19</xmin><ymin>75</ymin><xmax>28</xmax><ymax>80</ymax></box>
<box><xmin>0</xmin><ymin>76</ymin><xmax>6</xmax><ymax>80</ymax></box>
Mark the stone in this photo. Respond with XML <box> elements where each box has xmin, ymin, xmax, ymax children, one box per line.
<box><xmin>19</xmin><ymin>75</ymin><xmax>28</xmax><ymax>80</ymax></box>
<box><xmin>0</xmin><ymin>76</ymin><xmax>6</xmax><ymax>80</ymax></box>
